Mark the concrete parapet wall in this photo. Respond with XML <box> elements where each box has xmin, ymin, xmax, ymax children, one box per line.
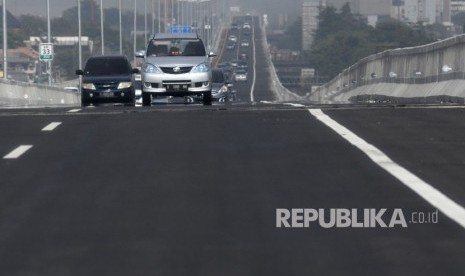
<box><xmin>0</xmin><ymin>79</ymin><xmax>80</xmax><ymax>107</ymax></box>
<box><xmin>310</xmin><ymin>34</ymin><xmax>465</xmax><ymax>104</ymax></box>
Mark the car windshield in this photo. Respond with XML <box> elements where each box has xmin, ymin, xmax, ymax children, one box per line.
<box><xmin>84</xmin><ymin>58</ymin><xmax>130</xmax><ymax>75</ymax></box>
<box><xmin>146</xmin><ymin>38</ymin><xmax>206</xmax><ymax>57</ymax></box>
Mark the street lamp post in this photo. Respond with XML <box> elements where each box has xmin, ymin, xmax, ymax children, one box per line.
<box><xmin>2</xmin><ymin>0</ymin><xmax>7</xmax><ymax>80</ymax></box>
<box><xmin>100</xmin><ymin>0</ymin><xmax>104</xmax><ymax>55</ymax></box>
<box><xmin>119</xmin><ymin>0</ymin><xmax>122</xmax><ymax>55</ymax></box>
<box><xmin>134</xmin><ymin>0</ymin><xmax>137</xmax><ymax>66</ymax></box>
<box><xmin>78</xmin><ymin>0</ymin><xmax>82</xmax><ymax>70</ymax></box>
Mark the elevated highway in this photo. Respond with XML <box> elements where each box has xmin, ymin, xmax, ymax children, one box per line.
<box><xmin>0</xmin><ymin>16</ymin><xmax>464</xmax><ymax>276</ymax></box>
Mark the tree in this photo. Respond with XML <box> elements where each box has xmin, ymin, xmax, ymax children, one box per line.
<box><xmin>303</xmin><ymin>6</ymin><xmax>435</xmax><ymax>79</ymax></box>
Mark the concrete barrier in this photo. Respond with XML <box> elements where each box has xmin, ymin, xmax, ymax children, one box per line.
<box><xmin>308</xmin><ymin>34</ymin><xmax>465</xmax><ymax>104</ymax></box>
<box><xmin>0</xmin><ymin>79</ymin><xmax>80</xmax><ymax>107</ymax></box>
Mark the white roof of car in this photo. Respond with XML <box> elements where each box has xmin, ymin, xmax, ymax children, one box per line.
<box><xmin>153</xmin><ymin>33</ymin><xmax>199</xmax><ymax>40</ymax></box>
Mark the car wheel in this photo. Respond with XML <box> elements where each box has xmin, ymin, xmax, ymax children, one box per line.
<box><xmin>81</xmin><ymin>95</ymin><xmax>90</xmax><ymax>107</ymax></box>
<box><xmin>203</xmin><ymin>91</ymin><xmax>212</xmax><ymax>106</ymax></box>
<box><xmin>142</xmin><ymin>91</ymin><xmax>151</xmax><ymax>106</ymax></box>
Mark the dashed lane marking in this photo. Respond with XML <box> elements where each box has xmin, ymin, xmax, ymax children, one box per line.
<box><xmin>3</xmin><ymin>145</ymin><xmax>33</xmax><ymax>159</ymax></box>
<box><xmin>41</xmin><ymin>122</ymin><xmax>62</xmax><ymax>132</ymax></box>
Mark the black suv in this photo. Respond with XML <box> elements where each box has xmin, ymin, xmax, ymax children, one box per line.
<box><xmin>76</xmin><ymin>55</ymin><xmax>139</xmax><ymax>106</ymax></box>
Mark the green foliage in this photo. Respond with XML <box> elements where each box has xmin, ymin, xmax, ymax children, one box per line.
<box><xmin>5</xmin><ymin>0</ymin><xmax>155</xmax><ymax>81</ymax></box>
<box><xmin>302</xmin><ymin>5</ymin><xmax>436</xmax><ymax>79</ymax></box>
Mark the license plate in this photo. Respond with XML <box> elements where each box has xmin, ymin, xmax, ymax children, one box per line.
<box><xmin>168</xmin><ymin>84</ymin><xmax>187</xmax><ymax>92</ymax></box>
<box><xmin>99</xmin><ymin>92</ymin><xmax>113</xmax><ymax>97</ymax></box>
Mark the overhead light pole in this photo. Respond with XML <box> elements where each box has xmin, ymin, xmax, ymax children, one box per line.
<box><xmin>134</xmin><ymin>0</ymin><xmax>137</xmax><ymax>65</ymax></box>
<box><xmin>2</xmin><ymin>0</ymin><xmax>7</xmax><ymax>80</ymax></box>
<box><xmin>145</xmin><ymin>0</ymin><xmax>148</xmax><ymax>47</ymax></box>
<box><xmin>119</xmin><ymin>0</ymin><xmax>122</xmax><ymax>55</ymax></box>
<box><xmin>100</xmin><ymin>0</ymin><xmax>104</xmax><ymax>55</ymax></box>
<box><xmin>77</xmin><ymin>0</ymin><xmax>82</xmax><ymax>70</ymax></box>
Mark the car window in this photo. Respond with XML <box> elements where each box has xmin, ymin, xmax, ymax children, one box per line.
<box><xmin>84</xmin><ymin>58</ymin><xmax>130</xmax><ymax>75</ymax></box>
<box><xmin>147</xmin><ymin>39</ymin><xmax>206</xmax><ymax>57</ymax></box>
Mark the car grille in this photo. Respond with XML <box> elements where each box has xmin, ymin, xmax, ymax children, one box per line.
<box><xmin>160</xmin><ymin>66</ymin><xmax>193</xmax><ymax>74</ymax></box>
<box><xmin>94</xmin><ymin>82</ymin><xmax>119</xmax><ymax>90</ymax></box>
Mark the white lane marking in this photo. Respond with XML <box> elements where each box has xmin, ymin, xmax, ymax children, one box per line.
<box><xmin>3</xmin><ymin>145</ymin><xmax>33</xmax><ymax>159</ymax></box>
<box><xmin>309</xmin><ymin>108</ymin><xmax>465</xmax><ymax>229</ymax></box>
<box><xmin>284</xmin><ymin>103</ymin><xmax>306</xmax><ymax>107</ymax></box>
<box><xmin>41</xmin><ymin>122</ymin><xmax>62</xmax><ymax>132</ymax></box>
<box><xmin>250</xmin><ymin>16</ymin><xmax>257</xmax><ymax>103</ymax></box>
<box><xmin>67</xmin><ymin>109</ymin><xmax>81</xmax><ymax>113</ymax></box>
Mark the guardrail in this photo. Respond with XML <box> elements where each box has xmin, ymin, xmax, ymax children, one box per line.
<box><xmin>0</xmin><ymin>79</ymin><xmax>80</xmax><ymax>107</ymax></box>
<box><xmin>260</xmin><ymin>20</ymin><xmax>303</xmax><ymax>102</ymax></box>
<box><xmin>308</xmin><ymin>34</ymin><xmax>465</xmax><ymax>104</ymax></box>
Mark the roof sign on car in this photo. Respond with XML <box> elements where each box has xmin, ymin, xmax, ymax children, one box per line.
<box><xmin>168</xmin><ymin>25</ymin><xmax>193</xmax><ymax>33</ymax></box>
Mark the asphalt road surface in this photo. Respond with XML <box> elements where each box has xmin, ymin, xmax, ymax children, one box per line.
<box><xmin>1</xmin><ymin>104</ymin><xmax>465</xmax><ymax>275</ymax></box>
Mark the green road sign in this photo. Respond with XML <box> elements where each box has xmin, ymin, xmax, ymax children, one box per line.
<box><xmin>39</xmin><ymin>43</ymin><xmax>54</xmax><ymax>61</ymax></box>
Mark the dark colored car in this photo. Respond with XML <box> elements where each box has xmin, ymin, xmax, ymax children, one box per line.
<box><xmin>211</xmin><ymin>69</ymin><xmax>233</xmax><ymax>102</ymax></box>
<box><xmin>76</xmin><ymin>55</ymin><xmax>139</xmax><ymax>106</ymax></box>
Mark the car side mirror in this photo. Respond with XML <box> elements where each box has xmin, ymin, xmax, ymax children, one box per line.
<box><xmin>135</xmin><ymin>50</ymin><xmax>146</xmax><ymax>58</ymax></box>
<box><xmin>76</xmin><ymin>69</ymin><xmax>84</xmax><ymax>75</ymax></box>
<box><xmin>208</xmin><ymin>51</ymin><xmax>217</xmax><ymax>58</ymax></box>
<box><xmin>131</xmin><ymin>68</ymin><xmax>140</xmax><ymax>74</ymax></box>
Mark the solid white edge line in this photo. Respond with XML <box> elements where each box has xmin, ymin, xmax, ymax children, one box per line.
<box><xmin>3</xmin><ymin>145</ymin><xmax>33</xmax><ymax>159</ymax></box>
<box><xmin>308</xmin><ymin>108</ymin><xmax>465</xmax><ymax>229</ymax></box>
<box><xmin>41</xmin><ymin>122</ymin><xmax>62</xmax><ymax>132</ymax></box>
<box><xmin>250</xmin><ymin>16</ymin><xmax>257</xmax><ymax>103</ymax></box>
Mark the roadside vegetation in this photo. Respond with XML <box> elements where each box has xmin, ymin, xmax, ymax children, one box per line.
<box><xmin>282</xmin><ymin>3</ymin><xmax>450</xmax><ymax>79</ymax></box>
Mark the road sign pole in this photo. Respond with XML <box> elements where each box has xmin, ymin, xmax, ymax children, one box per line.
<box><xmin>47</xmin><ymin>0</ymin><xmax>52</xmax><ymax>85</ymax></box>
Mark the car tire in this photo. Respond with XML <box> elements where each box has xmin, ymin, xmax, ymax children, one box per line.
<box><xmin>203</xmin><ymin>91</ymin><xmax>212</xmax><ymax>106</ymax></box>
<box><xmin>81</xmin><ymin>95</ymin><xmax>90</xmax><ymax>107</ymax></box>
<box><xmin>142</xmin><ymin>91</ymin><xmax>151</xmax><ymax>106</ymax></box>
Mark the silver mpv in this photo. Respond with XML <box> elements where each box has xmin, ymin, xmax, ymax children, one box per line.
<box><xmin>138</xmin><ymin>33</ymin><xmax>216</xmax><ymax>106</ymax></box>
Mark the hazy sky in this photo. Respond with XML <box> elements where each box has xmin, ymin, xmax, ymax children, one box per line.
<box><xmin>8</xmin><ymin>0</ymin><xmax>301</xmax><ymax>18</ymax></box>
<box><xmin>9</xmin><ymin>0</ymin><xmax>139</xmax><ymax>17</ymax></box>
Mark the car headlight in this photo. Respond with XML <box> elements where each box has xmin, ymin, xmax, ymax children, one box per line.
<box><xmin>219</xmin><ymin>85</ymin><xmax>228</xmax><ymax>93</ymax></box>
<box><xmin>117</xmin><ymin>82</ymin><xmax>133</xmax><ymax>89</ymax></box>
<box><xmin>192</xmin><ymin>62</ymin><xmax>210</xmax><ymax>73</ymax></box>
<box><xmin>143</xmin><ymin>63</ymin><xmax>162</xmax><ymax>74</ymax></box>
<box><xmin>82</xmin><ymin>83</ymin><xmax>96</xmax><ymax>90</ymax></box>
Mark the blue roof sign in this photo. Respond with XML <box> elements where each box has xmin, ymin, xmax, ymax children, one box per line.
<box><xmin>168</xmin><ymin>25</ymin><xmax>193</xmax><ymax>33</ymax></box>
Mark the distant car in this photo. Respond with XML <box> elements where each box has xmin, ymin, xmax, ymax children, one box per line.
<box><xmin>231</xmin><ymin>23</ymin><xmax>239</xmax><ymax>30</ymax></box>
<box><xmin>211</xmin><ymin>69</ymin><xmax>233</xmax><ymax>102</ymax></box>
<box><xmin>242</xmin><ymin>23</ymin><xmax>251</xmax><ymax>30</ymax></box>
<box><xmin>233</xmin><ymin>69</ymin><xmax>248</xmax><ymax>82</ymax></box>
<box><xmin>239</xmin><ymin>52</ymin><xmax>248</xmax><ymax>60</ymax></box>
<box><xmin>243</xmin><ymin>29</ymin><xmax>252</xmax><ymax>36</ymax></box>
<box><xmin>226</xmin><ymin>42</ymin><xmax>236</xmax><ymax>50</ymax></box>
<box><xmin>229</xmin><ymin>60</ymin><xmax>239</xmax><ymax>68</ymax></box>
<box><xmin>228</xmin><ymin>35</ymin><xmax>238</xmax><ymax>42</ymax></box>
<box><xmin>241</xmin><ymin>40</ymin><xmax>250</xmax><ymax>47</ymax></box>
<box><xmin>76</xmin><ymin>55</ymin><xmax>139</xmax><ymax>106</ymax></box>
<box><xmin>237</xmin><ymin>60</ymin><xmax>248</xmax><ymax>70</ymax></box>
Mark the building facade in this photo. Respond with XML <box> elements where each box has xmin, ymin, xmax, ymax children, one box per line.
<box><xmin>302</xmin><ymin>0</ymin><xmax>326</xmax><ymax>51</ymax></box>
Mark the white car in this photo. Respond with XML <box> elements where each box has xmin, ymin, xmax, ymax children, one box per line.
<box><xmin>138</xmin><ymin>32</ymin><xmax>217</xmax><ymax>106</ymax></box>
<box><xmin>234</xmin><ymin>69</ymin><xmax>248</xmax><ymax>82</ymax></box>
